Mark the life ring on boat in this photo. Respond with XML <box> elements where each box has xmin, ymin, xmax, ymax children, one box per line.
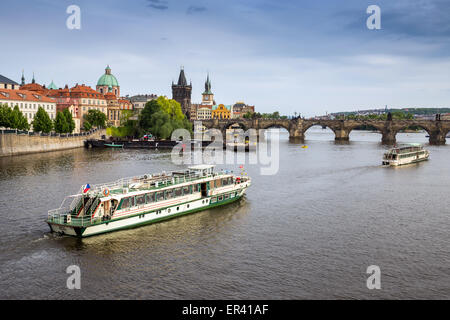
<box><xmin>103</xmin><ymin>188</ymin><xmax>110</xmax><ymax>197</ymax></box>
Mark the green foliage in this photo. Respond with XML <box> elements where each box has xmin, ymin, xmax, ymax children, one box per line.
<box><xmin>106</xmin><ymin>125</ymin><xmax>134</xmax><ymax>137</ymax></box>
<box><xmin>340</xmin><ymin>112</ymin><xmax>414</xmax><ymax>121</ymax></box>
<box><xmin>245</xmin><ymin>111</ymin><xmax>284</xmax><ymax>119</ymax></box>
<box><xmin>138</xmin><ymin>96</ymin><xmax>192</xmax><ymax>139</ymax></box>
<box><xmin>54</xmin><ymin>111</ymin><xmax>69</xmax><ymax>133</ymax></box>
<box><xmin>120</xmin><ymin>109</ymin><xmax>134</xmax><ymax>126</ymax></box>
<box><xmin>84</xmin><ymin>109</ymin><xmax>106</xmax><ymax>128</ymax></box>
<box><xmin>32</xmin><ymin>106</ymin><xmax>53</xmax><ymax>133</ymax></box>
<box><xmin>62</xmin><ymin>108</ymin><xmax>76</xmax><ymax>133</ymax></box>
<box><xmin>15</xmin><ymin>107</ymin><xmax>30</xmax><ymax>131</ymax></box>
<box><xmin>149</xmin><ymin>96</ymin><xmax>185</xmax><ymax>120</ymax></box>
<box><xmin>83</xmin><ymin>120</ymin><xmax>92</xmax><ymax>131</ymax></box>
<box><xmin>389</xmin><ymin>108</ymin><xmax>450</xmax><ymax>115</ymax></box>
<box><xmin>54</xmin><ymin>109</ymin><xmax>76</xmax><ymax>134</ymax></box>
<box><xmin>0</xmin><ymin>104</ymin><xmax>13</xmax><ymax>128</ymax></box>
<box><xmin>0</xmin><ymin>104</ymin><xmax>29</xmax><ymax>130</ymax></box>
<box><xmin>11</xmin><ymin>105</ymin><xmax>30</xmax><ymax>130</ymax></box>
<box><xmin>243</xmin><ymin>112</ymin><xmax>253</xmax><ymax>119</ymax></box>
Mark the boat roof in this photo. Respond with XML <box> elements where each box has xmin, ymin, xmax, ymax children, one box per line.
<box><xmin>188</xmin><ymin>164</ymin><xmax>215</xmax><ymax>170</ymax></box>
<box><xmin>400</xmin><ymin>143</ymin><xmax>422</xmax><ymax>147</ymax></box>
<box><xmin>394</xmin><ymin>143</ymin><xmax>423</xmax><ymax>149</ymax></box>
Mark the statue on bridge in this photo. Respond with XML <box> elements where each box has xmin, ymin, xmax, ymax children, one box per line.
<box><xmin>387</xmin><ymin>112</ymin><xmax>392</xmax><ymax>121</ymax></box>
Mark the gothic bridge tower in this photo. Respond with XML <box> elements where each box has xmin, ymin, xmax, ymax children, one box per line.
<box><xmin>172</xmin><ymin>67</ymin><xmax>192</xmax><ymax>117</ymax></box>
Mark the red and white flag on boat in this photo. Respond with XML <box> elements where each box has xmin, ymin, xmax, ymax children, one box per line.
<box><xmin>83</xmin><ymin>184</ymin><xmax>91</xmax><ymax>193</ymax></box>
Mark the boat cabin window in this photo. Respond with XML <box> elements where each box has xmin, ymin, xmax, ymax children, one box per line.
<box><xmin>165</xmin><ymin>189</ymin><xmax>174</xmax><ymax>200</ymax></box>
<box><xmin>183</xmin><ymin>186</ymin><xmax>190</xmax><ymax>195</ymax></box>
<box><xmin>136</xmin><ymin>195</ymin><xmax>145</xmax><ymax>205</ymax></box>
<box><xmin>120</xmin><ymin>197</ymin><xmax>131</xmax><ymax>209</ymax></box>
<box><xmin>222</xmin><ymin>178</ymin><xmax>229</xmax><ymax>186</ymax></box>
<box><xmin>146</xmin><ymin>193</ymin><xmax>155</xmax><ymax>203</ymax></box>
<box><xmin>157</xmin><ymin>192</ymin><xmax>164</xmax><ymax>202</ymax></box>
<box><xmin>174</xmin><ymin>188</ymin><xmax>182</xmax><ymax>197</ymax></box>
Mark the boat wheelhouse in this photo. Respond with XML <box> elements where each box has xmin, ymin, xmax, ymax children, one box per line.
<box><xmin>47</xmin><ymin>165</ymin><xmax>250</xmax><ymax>237</ymax></box>
<box><xmin>382</xmin><ymin>143</ymin><xmax>429</xmax><ymax>166</ymax></box>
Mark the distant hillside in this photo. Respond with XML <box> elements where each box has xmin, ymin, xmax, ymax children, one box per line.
<box><xmin>331</xmin><ymin>108</ymin><xmax>450</xmax><ymax>116</ymax></box>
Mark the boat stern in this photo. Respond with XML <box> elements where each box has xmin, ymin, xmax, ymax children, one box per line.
<box><xmin>47</xmin><ymin>221</ymin><xmax>85</xmax><ymax>237</ymax></box>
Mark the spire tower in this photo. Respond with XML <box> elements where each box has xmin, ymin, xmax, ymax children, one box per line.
<box><xmin>171</xmin><ymin>67</ymin><xmax>192</xmax><ymax>117</ymax></box>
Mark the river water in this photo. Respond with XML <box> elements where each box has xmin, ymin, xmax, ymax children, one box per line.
<box><xmin>0</xmin><ymin>128</ymin><xmax>449</xmax><ymax>299</ymax></box>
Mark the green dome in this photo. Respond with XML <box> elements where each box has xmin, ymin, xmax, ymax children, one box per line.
<box><xmin>97</xmin><ymin>65</ymin><xmax>119</xmax><ymax>87</ymax></box>
<box><xmin>97</xmin><ymin>74</ymin><xmax>119</xmax><ymax>87</ymax></box>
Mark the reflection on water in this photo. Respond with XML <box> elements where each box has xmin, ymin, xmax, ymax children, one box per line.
<box><xmin>0</xmin><ymin>129</ymin><xmax>449</xmax><ymax>299</ymax></box>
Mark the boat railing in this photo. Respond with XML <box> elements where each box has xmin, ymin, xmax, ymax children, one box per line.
<box><xmin>85</xmin><ymin>170</ymin><xmax>229</xmax><ymax>195</ymax></box>
<box><xmin>48</xmin><ymin>194</ymin><xmax>80</xmax><ymax>218</ymax></box>
<box><xmin>47</xmin><ymin>212</ymin><xmax>102</xmax><ymax>227</ymax></box>
<box><xmin>68</xmin><ymin>186</ymin><xmax>84</xmax><ymax>211</ymax></box>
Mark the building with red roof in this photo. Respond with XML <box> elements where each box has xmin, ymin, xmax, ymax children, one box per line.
<box><xmin>0</xmin><ymin>88</ymin><xmax>57</xmax><ymax>126</ymax></box>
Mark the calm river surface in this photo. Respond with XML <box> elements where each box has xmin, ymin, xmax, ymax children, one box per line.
<box><xmin>0</xmin><ymin>128</ymin><xmax>449</xmax><ymax>299</ymax></box>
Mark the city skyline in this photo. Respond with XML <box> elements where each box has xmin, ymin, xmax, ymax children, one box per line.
<box><xmin>2</xmin><ymin>0</ymin><xmax>450</xmax><ymax>116</ymax></box>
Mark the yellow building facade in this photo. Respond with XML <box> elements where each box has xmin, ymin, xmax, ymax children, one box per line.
<box><xmin>212</xmin><ymin>104</ymin><xmax>231</xmax><ymax>119</ymax></box>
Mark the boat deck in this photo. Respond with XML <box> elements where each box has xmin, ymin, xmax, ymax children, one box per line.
<box><xmin>46</xmin><ymin>166</ymin><xmax>243</xmax><ymax>228</ymax></box>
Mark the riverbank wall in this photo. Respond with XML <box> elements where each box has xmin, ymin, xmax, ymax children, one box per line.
<box><xmin>0</xmin><ymin>128</ymin><xmax>105</xmax><ymax>157</ymax></box>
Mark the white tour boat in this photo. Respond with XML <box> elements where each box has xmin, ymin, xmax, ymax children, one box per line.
<box><xmin>382</xmin><ymin>143</ymin><xmax>429</xmax><ymax>166</ymax></box>
<box><xmin>47</xmin><ymin>165</ymin><xmax>251</xmax><ymax>237</ymax></box>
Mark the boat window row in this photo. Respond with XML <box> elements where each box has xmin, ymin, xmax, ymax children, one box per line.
<box><xmin>210</xmin><ymin>192</ymin><xmax>236</xmax><ymax>204</ymax></box>
<box><xmin>118</xmin><ymin>184</ymin><xmax>201</xmax><ymax>210</ymax></box>
<box><xmin>213</xmin><ymin>177</ymin><xmax>234</xmax><ymax>188</ymax></box>
<box><xmin>398</xmin><ymin>151</ymin><xmax>426</xmax><ymax>159</ymax></box>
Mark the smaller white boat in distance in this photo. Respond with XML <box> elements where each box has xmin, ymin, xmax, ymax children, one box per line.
<box><xmin>382</xmin><ymin>143</ymin><xmax>429</xmax><ymax>166</ymax></box>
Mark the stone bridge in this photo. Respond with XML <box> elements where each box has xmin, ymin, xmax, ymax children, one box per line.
<box><xmin>199</xmin><ymin>119</ymin><xmax>450</xmax><ymax>144</ymax></box>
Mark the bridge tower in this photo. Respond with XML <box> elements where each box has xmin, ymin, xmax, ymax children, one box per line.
<box><xmin>172</xmin><ymin>67</ymin><xmax>192</xmax><ymax>118</ymax></box>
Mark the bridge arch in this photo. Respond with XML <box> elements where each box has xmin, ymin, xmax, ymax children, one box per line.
<box><xmin>347</xmin><ymin>121</ymin><xmax>385</xmax><ymax>133</ymax></box>
<box><xmin>391</xmin><ymin>123</ymin><xmax>433</xmax><ymax>139</ymax></box>
<box><xmin>221</xmin><ymin>120</ymin><xmax>249</xmax><ymax>133</ymax></box>
<box><xmin>302</xmin><ymin>122</ymin><xmax>338</xmax><ymax>141</ymax></box>
<box><xmin>302</xmin><ymin>121</ymin><xmax>337</xmax><ymax>134</ymax></box>
<box><xmin>260</xmin><ymin>123</ymin><xmax>290</xmax><ymax>132</ymax></box>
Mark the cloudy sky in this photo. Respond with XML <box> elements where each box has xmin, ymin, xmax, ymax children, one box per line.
<box><xmin>1</xmin><ymin>0</ymin><xmax>450</xmax><ymax>116</ymax></box>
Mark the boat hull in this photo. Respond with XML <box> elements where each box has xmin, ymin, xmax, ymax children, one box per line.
<box><xmin>48</xmin><ymin>190</ymin><xmax>246</xmax><ymax>238</ymax></box>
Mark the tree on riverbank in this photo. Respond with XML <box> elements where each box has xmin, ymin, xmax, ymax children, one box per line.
<box><xmin>136</xmin><ymin>96</ymin><xmax>192</xmax><ymax>139</ymax></box>
<box><xmin>106</xmin><ymin>97</ymin><xmax>192</xmax><ymax>139</ymax></box>
<box><xmin>83</xmin><ymin>120</ymin><xmax>92</xmax><ymax>131</ymax></box>
<box><xmin>54</xmin><ymin>111</ymin><xmax>70</xmax><ymax>133</ymax></box>
<box><xmin>32</xmin><ymin>106</ymin><xmax>53</xmax><ymax>133</ymax></box>
<box><xmin>84</xmin><ymin>109</ymin><xmax>106</xmax><ymax>128</ymax></box>
<box><xmin>63</xmin><ymin>109</ymin><xmax>75</xmax><ymax>133</ymax></box>
<box><xmin>0</xmin><ymin>104</ymin><xmax>30</xmax><ymax>130</ymax></box>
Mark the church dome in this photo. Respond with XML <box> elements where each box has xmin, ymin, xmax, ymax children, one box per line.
<box><xmin>97</xmin><ymin>65</ymin><xmax>119</xmax><ymax>87</ymax></box>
